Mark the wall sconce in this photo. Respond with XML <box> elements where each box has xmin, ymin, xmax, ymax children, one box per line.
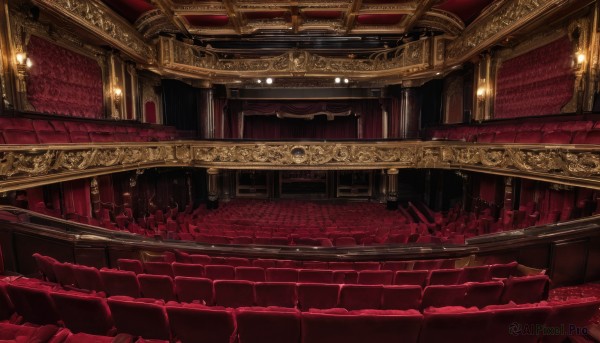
<box><xmin>476</xmin><ymin>86</ymin><xmax>486</xmax><ymax>102</ymax></box>
<box><xmin>113</xmin><ymin>86</ymin><xmax>122</xmax><ymax>118</ymax></box>
<box><xmin>15</xmin><ymin>51</ymin><xmax>32</xmax><ymax>75</ymax></box>
<box><xmin>576</xmin><ymin>50</ymin><xmax>585</xmax><ymax>66</ymax></box>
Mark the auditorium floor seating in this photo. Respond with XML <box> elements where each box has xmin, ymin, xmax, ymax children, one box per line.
<box><xmin>53</xmin><ymin>198</ymin><xmax>576</xmax><ymax>247</ymax></box>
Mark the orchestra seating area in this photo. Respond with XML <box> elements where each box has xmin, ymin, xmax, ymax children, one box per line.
<box><xmin>426</xmin><ymin>119</ymin><xmax>600</xmax><ymax>144</ymax></box>
<box><xmin>61</xmin><ymin>198</ymin><xmax>592</xmax><ymax>247</ymax></box>
<box><xmin>0</xmin><ymin>116</ymin><xmax>178</xmax><ymax>144</ymax></box>
<box><xmin>0</xmin><ymin>253</ymin><xmax>596</xmax><ymax>343</ymax></box>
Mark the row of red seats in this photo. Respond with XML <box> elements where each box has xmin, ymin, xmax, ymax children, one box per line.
<box><xmin>2</xmin><ymin>279</ymin><xmax>596</xmax><ymax>343</ymax></box>
<box><xmin>427</xmin><ymin>119</ymin><xmax>600</xmax><ymax>144</ymax></box>
<box><xmin>0</xmin><ymin>117</ymin><xmax>177</xmax><ymax>144</ymax></box>
<box><xmin>0</xmin><ymin>323</ymin><xmax>139</xmax><ymax>343</ymax></box>
<box><xmin>116</xmin><ymin>259</ymin><xmax>519</xmax><ymax>286</ymax></box>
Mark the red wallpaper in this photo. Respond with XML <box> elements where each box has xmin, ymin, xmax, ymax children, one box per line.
<box><xmin>26</xmin><ymin>35</ymin><xmax>104</xmax><ymax>119</ymax></box>
<box><xmin>494</xmin><ymin>36</ymin><xmax>575</xmax><ymax>119</ymax></box>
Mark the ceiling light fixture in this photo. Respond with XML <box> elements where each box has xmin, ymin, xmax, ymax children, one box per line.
<box><xmin>266</xmin><ymin>77</ymin><xmax>273</xmax><ymax>84</ymax></box>
<box><xmin>343</xmin><ymin>78</ymin><xmax>349</xmax><ymax>84</ymax></box>
<box><xmin>335</xmin><ymin>77</ymin><xmax>341</xmax><ymax>83</ymax></box>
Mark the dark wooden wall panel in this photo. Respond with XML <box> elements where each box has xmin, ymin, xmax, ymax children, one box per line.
<box><xmin>74</xmin><ymin>246</ymin><xmax>108</xmax><ymax>269</ymax></box>
<box><xmin>551</xmin><ymin>239</ymin><xmax>588</xmax><ymax>287</ymax></box>
<box><xmin>585</xmin><ymin>235</ymin><xmax>600</xmax><ymax>282</ymax></box>
<box><xmin>518</xmin><ymin>244</ymin><xmax>550</xmax><ymax>270</ymax></box>
<box><xmin>13</xmin><ymin>232</ymin><xmax>74</xmax><ymax>276</ymax></box>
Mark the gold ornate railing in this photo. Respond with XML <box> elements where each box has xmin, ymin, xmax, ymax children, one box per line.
<box><xmin>1</xmin><ymin>141</ymin><xmax>600</xmax><ymax>192</ymax></box>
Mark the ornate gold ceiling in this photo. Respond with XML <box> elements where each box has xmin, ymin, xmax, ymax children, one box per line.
<box><xmin>28</xmin><ymin>0</ymin><xmax>592</xmax><ymax>84</ymax></box>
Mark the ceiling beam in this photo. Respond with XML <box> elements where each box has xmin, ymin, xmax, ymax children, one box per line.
<box><xmin>152</xmin><ymin>0</ymin><xmax>191</xmax><ymax>37</ymax></box>
<box><xmin>402</xmin><ymin>0</ymin><xmax>440</xmax><ymax>33</ymax></box>
<box><xmin>344</xmin><ymin>0</ymin><xmax>363</xmax><ymax>34</ymax></box>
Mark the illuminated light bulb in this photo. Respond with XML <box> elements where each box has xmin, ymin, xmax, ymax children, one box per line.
<box><xmin>15</xmin><ymin>52</ymin><xmax>25</xmax><ymax>64</ymax></box>
<box><xmin>577</xmin><ymin>52</ymin><xmax>585</xmax><ymax>64</ymax></box>
<box><xmin>335</xmin><ymin>77</ymin><xmax>341</xmax><ymax>83</ymax></box>
<box><xmin>343</xmin><ymin>78</ymin><xmax>349</xmax><ymax>84</ymax></box>
<box><xmin>25</xmin><ymin>58</ymin><xmax>32</xmax><ymax>68</ymax></box>
<box><xmin>266</xmin><ymin>78</ymin><xmax>273</xmax><ymax>84</ymax></box>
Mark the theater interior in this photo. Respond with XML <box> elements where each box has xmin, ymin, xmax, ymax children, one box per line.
<box><xmin>1</xmin><ymin>0</ymin><xmax>600</xmax><ymax>342</ymax></box>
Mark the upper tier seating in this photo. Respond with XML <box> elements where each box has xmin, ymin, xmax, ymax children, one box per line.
<box><xmin>0</xmin><ymin>116</ymin><xmax>178</xmax><ymax>144</ymax></box>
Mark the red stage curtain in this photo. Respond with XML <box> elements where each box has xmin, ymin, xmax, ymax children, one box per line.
<box><xmin>387</xmin><ymin>97</ymin><xmax>402</xmax><ymax>138</ymax></box>
<box><xmin>243</xmin><ymin>115</ymin><xmax>357</xmax><ymax>140</ymax></box>
<box><xmin>494</xmin><ymin>36</ymin><xmax>575</xmax><ymax>119</ymax></box>
<box><xmin>359</xmin><ymin>100</ymin><xmax>383</xmax><ymax>139</ymax></box>
<box><xmin>213</xmin><ymin>97</ymin><xmax>227</xmax><ymax>139</ymax></box>
<box><xmin>26</xmin><ymin>36</ymin><xmax>104</xmax><ymax>118</ymax></box>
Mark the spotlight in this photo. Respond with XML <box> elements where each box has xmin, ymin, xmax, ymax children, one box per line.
<box><xmin>266</xmin><ymin>78</ymin><xmax>273</xmax><ymax>84</ymax></box>
<box><xmin>343</xmin><ymin>78</ymin><xmax>349</xmax><ymax>84</ymax></box>
<box><xmin>257</xmin><ymin>79</ymin><xmax>262</xmax><ymax>84</ymax></box>
<box><xmin>335</xmin><ymin>77</ymin><xmax>341</xmax><ymax>83</ymax></box>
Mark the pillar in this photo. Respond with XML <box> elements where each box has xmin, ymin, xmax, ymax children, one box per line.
<box><xmin>199</xmin><ymin>84</ymin><xmax>215</xmax><ymax>139</ymax></box>
<box><xmin>0</xmin><ymin>0</ymin><xmax>18</xmax><ymax>112</ymax></box>
<box><xmin>90</xmin><ymin>177</ymin><xmax>101</xmax><ymax>219</ymax></box>
<box><xmin>386</xmin><ymin>168</ymin><xmax>399</xmax><ymax>210</ymax></box>
<box><xmin>474</xmin><ymin>52</ymin><xmax>494</xmax><ymax>121</ymax></box>
<box><xmin>502</xmin><ymin>177</ymin><xmax>514</xmax><ymax>227</ymax></box>
<box><xmin>207</xmin><ymin>168</ymin><xmax>219</xmax><ymax>209</ymax></box>
<box><xmin>399</xmin><ymin>88</ymin><xmax>420</xmax><ymax>139</ymax></box>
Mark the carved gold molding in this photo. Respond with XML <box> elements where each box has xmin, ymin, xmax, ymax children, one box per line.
<box><xmin>32</xmin><ymin>0</ymin><xmax>154</xmax><ymax>64</ymax></box>
<box><xmin>446</xmin><ymin>0</ymin><xmax>570</xmax><ymax>64</ymax></box>
<box><xmin>159</xmin><ymin>36</ymin><xmax>431</xmax><ymax>78</ymax></box>
<box><xmin>2</xmin><ymin>141</ymin><xmax>600</xmax><ymax>192</ymax></box>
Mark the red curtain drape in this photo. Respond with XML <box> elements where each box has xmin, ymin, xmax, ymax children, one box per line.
<box><xmin>213</xmin><ymin>97</ymin><xmax>227</xmax><ymax>139</ymax></box>
<box><xmin>26</xmin><ymin>35</ymin><xmax>104</xmax><ymax>118</ymax></box>
<box><xmin>359</xmin><ymin>100</ymin><xmax>383</xmax><ymax>139</ymax></box>
<box><xmin>494</xmin><ymin>36</ymin><xmax>575</xmax><ymax>119</ymax></box>
<box><xmin>387</xmin><ymin>97</ymin><xmax>402</xmax><ymax>138</ymax></box>
<box><xmin>145</xmin><ymin>101</ymin><xmax>157</xmax><ymax>124</ymax></box>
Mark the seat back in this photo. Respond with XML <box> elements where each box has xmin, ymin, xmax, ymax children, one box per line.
<box><xmin>486</xmin><ymin>305</ymin><xmax>551</xmax><ymax>343</ymax></box>
<box><xmin>298</xmin><ymin>269</ymin><xmax>333</xmax><ymax>283</ymax></box>
<box><xmin>172</xmin><ymin>262</ymin><xmax>204</xmax><ymax>278</ymax></box>
<box><xmin>144</xmin><ymin>262</ymin><xmax>174</xmax><ymax>277</ymax></box>
<box><xmin>50</xmin><ymin>292</ymin><xmax>113</xmax><ymax>335</ymax></box>
<box><xmin>138</xmin><ymin>274</ymin><xmax>176</xmax><ymax>301</ymax></box>
<box><xmin>297</xmin><ymin>283</ymin><xmax>340</xmax><ymax>311</ymax></box>
<box><xmin>357</xmin><ymin>270</ymin><xmax>394</xmax><ymax>285</ymax></box>
<box><xmin>53</xmin><ymin>262</ymin><xmax>77</xmax><ymax>287</ymax></box>
<box><xmin>419</xmin><ymin>308</ymin><xmax>493</xmax><ymax>343</ymax></box>
<box><xmin>117</xmin><ymin>259</ymin><xmax>144</xmax><ymax>274</ymax></box>
<box><xmin>458</xmin><ymin>266</ymin><xmax>490</xmax><ymax>283</ymax></box>
<box><xmin>421</xmin><ymin>285</ymin><xmax>467</xmax><ymax>310</ymax></box>
<box><xmin>235</xmin><ymin>266</ymin><xmax>266</xmax><ymax>282</ymax></box>
<box><xmin>6</xmin><ymin>284</ymin><xmax>60</xmax><ymax>325</ymax></box>
<box><xmin>427</xmin><ymin>269</ymin><xmax>462</xmax><ymax>286</ymax></box>
<box><xmin>542</xmin><ymin>298</ymin><xmax>600</xmax><ymax>343</ymax></box>
<box><xmin>339</xmin><ymin>285</ymin><xmax>383</xmax><ymax>310</ymax></box>
<box><xmin>489</xmin><ymin>261</ymin><xmax>518</xmax><ymax>278</ymax></box>
<box><xmin>72</xmin><ymin>265</ymin><xmax>105</xmax><ymax>292</ymax></box>
<box><xmin>381</xmin><ymin>285</ymin><xmax>422</xmax><ymax>310</ymax></box>
<box><xmin>394</xmin><ymin>270</ymin><xmax>429</xmax><ymax>286</ymax></box>
<box><xmin>107</xmin><ymin>297</ymin><xmax>171</xmax><ymax>340</ymax></box>
<box><xmin>214</xmin><ymin>280</ymin><xmax>255</xmax><ymax>307</ymax></box>
<box><xmin>463</xmin><ymin>281</ymin><xmax>504</xmax><ymax>308</ymax></box>
<box><xmin>236</xmin><ymin>307</ymin><xmax>301</xmax><ymax>343</ymax></box>
<box><xmin>205</xmin><ymin>265</ymin><xmax>235</xmax><ymax>280</ymax></box>
<box><xmin>500</xmin><ymin>275</ymin><xmax>549</xmax><ymax>304</ymax></box>
<box><xmin>100</xmin><ymin>269</ymin><xmax>141</xmax><ymax>298</ymax></box>
<box><xmin>174</xmin><ymin>276</ymin><xmax>214</xmax><ymax>305</ymax></box>
<box><xmin>267</xmin><ymin>268</ymin><xmax>299</xmax><ymax>282</ymax></box>
<box><xmin>166</xmin><ymin>305</ymin><xmax>235</xmax><ymax>343</ymax></box>
<box><xmin>254</xmin><ymin>282</ymin><xmax>297</xmax><ymax>308</ymax></box>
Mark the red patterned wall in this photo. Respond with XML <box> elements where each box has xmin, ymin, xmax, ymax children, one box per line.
<box><xmin>26</xmin><ymin>36</ymin><xmax>104</xmax><ymax>119</ymax></box>
<box><xmin>494</xmin><ymin>36</ymin><xmax>575</xmax><ymax>119</ymax></box>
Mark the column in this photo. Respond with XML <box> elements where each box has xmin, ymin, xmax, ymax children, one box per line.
<box><xmin>502</xmin><ymin>177</ymin><xmax>514</xmax><ymax>228</ymax></box>
<box><xmin>207</xmin><ymin>168</ymin><xmax>220</xmax><ymax>209</ymax></box>
<box><xmin>399</xmin><ymin>88</ymin><xmax>420</xmax><ymax>139</ymax></box>
<box><xmin>90</xmin><ymin>177</ymin><xmax>101</xmax><ymax>219</ymax></box>
<box><xmin>474</xmin><ymin>52</ymin><xmax>494</xmax><ymax>121</ymax></box>
<box><xmin>386</xmin><ymin>168</ymin><xmax>399</xmax><ymax>210</ymax></box>
<box><xmin>0</xmin><ymin>0</ymin><xmax>18</xmax><ymax>112</ymax></box>
<box><xmin>198</xmin><ymin>83</ymin><xmax>214</xmax><ymax>139</ymax></box>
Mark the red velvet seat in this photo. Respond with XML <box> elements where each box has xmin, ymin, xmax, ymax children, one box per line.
<box><xmin>117</xmin><ymin>259</ymin><xmax>144</xmax><ymax>275</ymax></box>
<box><xmin>254</xmin><ymin>282</ymin><xmax>297</xmax><ymax>308</ymax></box>
<box><xmin>332</xmin><ymin>270</ymin><xmax>358</xmax><ymax>284</ymax></box>
<box><xmin>0</xmin><ymin>323</ymin><xmax>59</xmax><ymax>342</ymax></box>
<box><xmin>297</xmin><ymin>283</ymin><xmax>340</xmax><ymax>311</ymax></box>
<box><xmin>99</xmin><ymin>269</ymin><xmax>141</xmax><ymax>298</ymax></box>
<box><xmin>339</xmin><ymin>285</ymin><xmax>383</xmax><ymax>310</ymax></box>
<box><xmin>421</xmin><ymin>285</ymin><xmax>468</xmax><ymax>310</ymax></box>
<box><xmin>224</xmin><ymin>257</ymin><xmax>251</xmax><ymax>267</ymax></box>
<box><xmin>542</xmin><ymin>130</ymin><xmax>572</xmax><ymax>144</ymax></box>
<box><xmin>186</xmin><ymin>254</ymin><xmax>210</xmax><ymax>265</ymax></box>
<box><xmin>174</xmin><ymin>276</ymin><xmax>213</xmax><ymax>305</ymax></box>
<box><xmin>32</xmin><ymin>253</ymin><xmax>59</xmax><ymax>282</ymax></box>
<box><xmin>166</xmin><ymin>304</ymin><xmax>236</xmax><ymax>343</ymax></box>
<box><xmin>514</xmin><ymin>130</ymin><xmax>543</xmax><ymax>143</ymax></box>
<box><xmin>381</xmin><ymin>285</ymin><xmax>422</xmax><ymax>310</ymax></box>
<box><xmin>418</xmin><ymin>307</ymin><xmax>492</xmax><ymax>343</ymax></box>
<box><xmin>144</xmin><ymin>261</ymin><xmax>174</xmax><ymax>277</ymax></box>
<box><xmin>301</xmin><ymin>309</ymin><xmax>422</xmax><ymax>343</ymax></box>
<box><xmin>334</xmin><ymin>236</ymin><xmax>357</xmax><ymax>246</ymax></box>
<box><xmin>427</xmin><ymin>269</ymin><xmax>462</xmax><ymax>286</ymax></box>
<box><xmin>485</xmin><ymin>304</ymin><xmax>551</xmax><ymax>343</ymax></box>
<box><xmin>107</xmin><ymin>297</ymin><xmax>171</xmax><ymax>340</ymax></box>
<box><xmin>36</xmin><ymin>130</ymin><xmax>72</xmax><ymax>143</ymax></box>
<box><xmin>252</xmin><ymin>259</ymin><xmax>278</xmax><ymax>268</ymax></box>
<box><xmin>53</xmin><ymin>262</ymin><xmax>77</xmax><ymax>287</ymax></box>
<box><xmin>353</xmin><ymin>262</ymin><xmax>381</xmax><ymax>270</ymax></box>
<box><xmin>50</xmin><ymin>292</ymin><xmax>114</xmax><ymax>335</ymax></box>
<box><xmin>2</xmin><ymin>129</ymin><xmax>39</xmax><ymax>144</ymax></box>
<box><xmin>6</xmin><ymin>283</ymin><xmax>60</xmax><ymax>325</ymax></box>
<box><xmin>585</xmin><ymin>130</ymin><xmax>600</xmax><ymax>144</ymax></box>
<box><xmin>328</xmin><ymin>262</ymin><xmax>354</xmax><ymax>270</ymax></box>
<box><xmin>500</xmin><ymin>275</ymin><xmax>549</xmax><ymax>304</ymax></box>
<box><xmin>138</xmin><ymin>274</ymin><xmax>176</xmax><ymax>301</ymax></box>
<box><xmin>235</xmin><ymin>266</ymin><xmax>266</xmax><ymax>282</ymax></box>
<box><xmin>236</xmin><ymin>307</ymin><xmax>301</xmax><ymax>343</ymax></box>
<box><xmin>542</xmin><ymin>298</ymin><xmax>600</xmax><ymax>343</ymax></box>
<box><xmin>463</xmin><ymin>281</ymin><xmax>504</xmax><ymax>308</ymax></box>
<box><xmin>357</xmin><ymin>270</ymin><xmax>394</xmax><ymax>285</ymax></box>
<box><xmin>72</xmin><ymin>265</ymin><xmax>105</xmax><ymax>293</ymax></box>
<box><xmin>298</xmin><ymin>269</ymin><xmax>333</xmax><ymax>283</ymax></box>
<box><xmin>214</xmin><ymin>280</ymin><xmax>255</xmax><ymax>307</ymax></box>
<box><xmin>267</xmin><ymin>268</ymin><xmax>299</xmax><ymax>282</ymax></box>
<box><xmin>413</xmin><ymin>260</ymin><xmax>442</xmax><ymax>270</ymax></box>
<box><xmin>489</xmin><ymin>261</ymin><xmax>518</xmax><ymax>278</ymax></box>
<box><xmin>172</xmin><ymin>262</ymin><xmax>204</xmax><ymax>278</ymax></box>
<box><xmin>0</xmin><ymin>282</ymin><xmax>14</xmax><ymax>321</ymax></box>
<box><xmin>205</xmin><ymin>265</ymin><xmax>235</xmax><ymax>280</ymax></box>
<box><xmin>458</xmin><ymin>265</ymin><xmax>490</xmax><ymax>283</ymax></box>
<box><xmin>381</xmin><ymin>261</ymin><xmax>412</xmax><ymax>271</ymax></box>
<box><xmin>394</xmin><ymin>270</ymin><xmax>429</xmax><ymax>286</ymax></box>
<box><xmin>476</xmin><ymin>132</ymin><xmax>495</xmax><ymax>143</ymax></box>
<box><xmin>61</xmin><ymin>332</ymin><xmax>134</xmax><ymax>343</ymax></box>
<box><xmin>302</xmin><ymin>261</ymin><xmax>329</xmax><ymax>269</ymax></box>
